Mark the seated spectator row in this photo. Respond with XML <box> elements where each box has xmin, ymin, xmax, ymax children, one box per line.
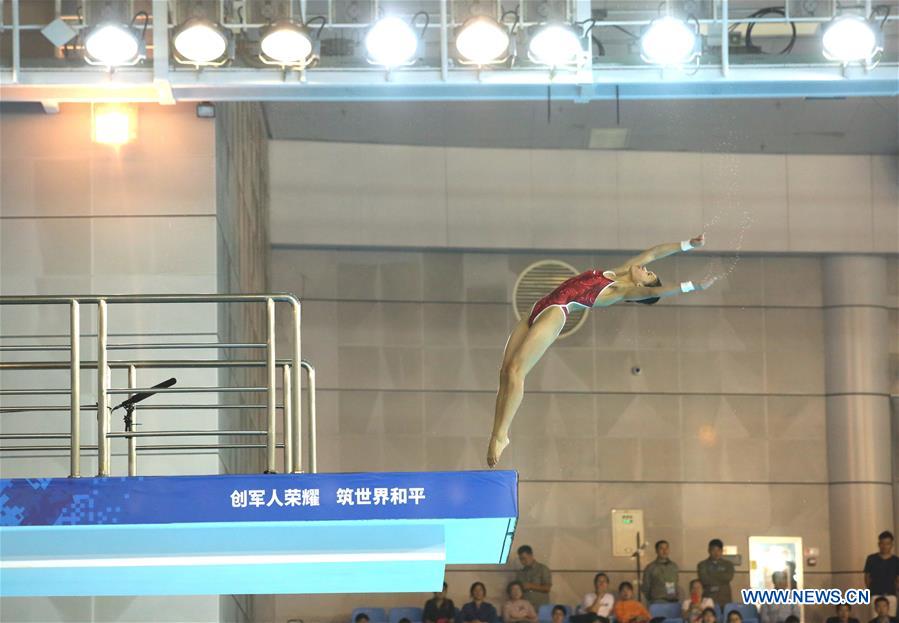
<box><xmin>350</xmin><ymin>597</ymin><xmax>761</xmax><ymax>623</ymax></box>
<box><xmin>348</xmin><ymin>531</ymin><xmax>899</xmax><ymax>623</ymax></box>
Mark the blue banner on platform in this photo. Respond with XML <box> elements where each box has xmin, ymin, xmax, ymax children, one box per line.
<box><xmin>0</xmin><ymin>470</ymin><xmax>518</xmax><ymax>526</ymax></box>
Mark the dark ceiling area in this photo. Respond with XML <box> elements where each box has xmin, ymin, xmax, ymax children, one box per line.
<box><xmin>264</xmin><ymin>96</ymin><xmax>899</xmax><ymax>154</ymax></box>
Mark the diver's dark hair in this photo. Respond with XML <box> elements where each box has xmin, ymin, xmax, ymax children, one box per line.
<box><xmin>635</xmin><ymin>276</ymin><xmax>662</xmax><ymax>305</ymax></box>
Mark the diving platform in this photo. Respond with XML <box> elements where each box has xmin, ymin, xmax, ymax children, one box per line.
<box><xmin>0</xmin><ymin>470</ymin><xmax>518</xmax><ymax>596</ymax></box>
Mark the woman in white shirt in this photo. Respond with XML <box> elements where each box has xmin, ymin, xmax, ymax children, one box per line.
<box><xmin>573</xmin><ymin>572</ymin><xmax>616</xmax><ymax>623</ymax></box>
<box><xmin>683</xmin><ymin>579</ymin><xmax>716</xmax><ymax>623</ymax></box>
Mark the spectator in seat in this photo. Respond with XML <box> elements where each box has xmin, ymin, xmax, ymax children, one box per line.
<box><xmin>759</xmin><ymin>572</ymin><xmax>799</xmax><ymax>623</ymax></box>
<box><xmin>399</xmin><ymin>619</ymin><xmax>412</xmax><ymax>623</ymax></box>
<box><xmin>727</xmin><ymin>612</ymin><xmax>743</xmax><ymax>623</ymax></box>
<box><xmin>698</xmin><ymin>539</ymin><xmax>735</xmax><ymax>607</ymax></box>
<box><xmin>424</xmin><ymin>582</ymin><xmax>456</xmax><ymax>623</ymax></box>
<box><xmin>461</xmin><ymin>581</ymin><xmax>498</xmax><ymax>623</ymax></box>
<box><xmin>552</xmin><ymin>605</ymin><xmax>568</xmax><ymax>623</ymax></box>
<box><xmin>784</xmin><ymin>617</ymin><xmax>799</xmax><ymax>623</ymax></box>
<box><xmin>827</xmin><ymin>604</ymin><xmax>860</xmax><ymax>623</ymax></box>
<box><xmin>644</xmin><ymin>540</ymin><xmax>681</xmax><ymax>604</ymax></box>
<box><xmin>574</xmin><ymin>572</ymin><xmax>615</xmax><ymax>622</ymax></box>
<box><xmin>355</xmin><ymin>615</ymin><xmax>370</xmax><ymax>623</ymax></box>
<box><xmin>516</xmin><ymin>545</ymin><xmax>553</xmax><ymax>609</ymax></box>
<box><xmin>614</xmin><ymin>581</ymin><xmax>652</xmax><ymax>623</ymax></box>
<box><xmin>702</xmin><ymin>608</ymin><xmax>718</xmax><ymax>623</ymax></box>
<box><xmin>870</xmin><ymin>597</ymin><xmax>898</xmax><ymax>623</ymax></box>
<box><xmin>504</xmin><ymin>581</ymin><xmax>538</xmax><ymax>623</ymax></box>
<box><xmin>682</xmin><ymin>579</ymin><xmax>715</xmax><ymax>623</ymax></box>
<box><xmin>865</xmin><ymin>531</ymin><xmax>899</xmax><ymax>619</ymax></box>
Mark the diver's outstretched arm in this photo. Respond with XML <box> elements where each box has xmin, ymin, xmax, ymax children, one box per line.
<box><xmin>611</xmin><ymin>233</ymin><xmax>705</xmax><ymax>273</ymax></box>
<box><xmin>621</xmin><ymin>276</ymin><xmax>719</xmax><ymax>302</ymax></box>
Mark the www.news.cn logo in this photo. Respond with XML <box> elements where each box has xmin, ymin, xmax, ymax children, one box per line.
<box><xmin>741</xmin><ymin>589</ymin><xmax>871</xmax><ymax>605</ymax></box>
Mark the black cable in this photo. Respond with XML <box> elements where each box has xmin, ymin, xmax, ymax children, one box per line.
<box><xmin>613</xmin><ymin>25</ymin><xmax>640</xmax><ymax>40</ymax></box>
<box><xmin>574</xmin><ymin>18</ymin><xmax>604</xmax><ymax>59</ymax></box>
<box><xmin>411</xmin><ymin>10</ymin><xmax>430</xmax><ymax>39</ymax></box>
<box><xmin>501</xmin><ymin>8</ymin><xmax>520</xmax><ymax>34</ymax></box>
<box><xmin>306</xmin><ymin>15</ymin><xmax>327</xmax><ymax>39</ymax></box>
<box><xmin>130</xmin><ymin>10</ymin><xmax>149</xmax><ymax>38</ymax></box>
<box><xmin>733</xmin><ymin>7</ymin><xmax>796</xmax><ymax>55</ymax></box>
<box><xmin>872</xmin><ymin>4</ymin><xmax>891</xmax><ymax>28</ymax></box>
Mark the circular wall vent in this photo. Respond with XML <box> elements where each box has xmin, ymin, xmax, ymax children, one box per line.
<box><xmin>512</xmin><ymin>260</ymin><xmax>588</xmax><ymax>339</ymax></box>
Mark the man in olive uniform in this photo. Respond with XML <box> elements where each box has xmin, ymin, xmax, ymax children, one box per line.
<box><xmin>698</xmin><ymin>539</ymin><xmax>735</xmax><ymax>607</ymax></box>
<box><xmin>515</xmin><ymin>545</ymin><xmax>553</xmax><ymax>609</ymax></box>
<box><xmin>643</xmin><ymin>540</ymin><xmax>682</xmax><ymax>604</ymax></box>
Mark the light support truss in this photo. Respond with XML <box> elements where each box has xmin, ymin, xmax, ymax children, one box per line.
<box><xmin>0</xmin><ymin>0</ymin><xmax>896</xmax><ymax>103</ymax></box>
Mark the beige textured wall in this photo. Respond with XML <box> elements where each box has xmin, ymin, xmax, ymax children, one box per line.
<box><xmin>268</xmin><ymin>248</ymin><xmax>898</xmax><ymax>623</ymax></box>
<box><xmin>269</xmin><ymin>141</ymin><xmax>898</xmax><ymax>255</ymax></box>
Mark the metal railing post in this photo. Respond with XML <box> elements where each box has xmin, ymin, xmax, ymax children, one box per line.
<box><xmin>305</xmin><ymin>362</ymin><xmax>317</xmax><ymax>474</ymax></box>
<box><xmin>265</xmin><ymin>298</ymin><xmax>277</xmax><ymax>473</ymax></box>
<box><xmin>439</xmin><ymin>0</ymin><xmax>448</xmax><ymax>81</ymax></box>
<box><xmin>127</xmin><ymin>365</ymin><xmax>137</xmax><ymax>476</ymax></box>
<box><xmin>97</xmin><ymin>299</ymin><xmax>110</xmax><ymax>476</ymax></box>
<box><xmin>721</xmin><ymin>0</ymin><xmax>729</xmax><ymax>77</ymax></box>
<box><xmin>69</xmin><ymin>300</ymin><xmax>80</xmax><ymax>477</ymax></box>
<box><xmin>291</xmin><ymin>298</ymin><xmax>302</xmax><ymax>473</ymax></box>
<box><xmin>11</xmin><ymin>0</ymin><xmax>20</xmax><ymax>84</ymax></box>
<box><xmin>282</xmin><ymin>364</ymin><xmax>293</xmax><ymax>473</ymax></box>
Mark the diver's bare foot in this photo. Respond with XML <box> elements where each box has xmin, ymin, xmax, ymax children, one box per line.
<box><xmin>487</xmin><ymin>435</ymin><xmax>510</xmax><ymax>468</ymax></box>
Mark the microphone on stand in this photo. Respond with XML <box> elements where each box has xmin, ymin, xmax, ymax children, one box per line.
<box><xmin>112</xmin><ymin>377</ymin><xmax>177</xmax><ymax>412</ymax></box>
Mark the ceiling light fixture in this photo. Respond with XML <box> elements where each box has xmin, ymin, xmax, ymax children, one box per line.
<box><xmin>260</xmin><ymin>18</ymin><xmax>326</xmax><ymax>69</ymax></box>
<box><xmin>821</xmin><ymin>12</ymin><xmax>884</xmax><ymax>65</ymax></box>
<box><xmin>640</xmin><ymin>15</ymin><xmax>701</xmax><ymax>66</ymax></box>
<box><xmin>455</xmin><ymin>15</ymin><xmax>515</xmax><ymax>66</ymax></box>
<box><xmin>84</xmin><ymin>22</ymin><xmax>144</xmax><ymax>68</ymax></box>
<box><xmin>173</xmin><ymin>17</ymin><xmax>231</xmax><ymax>67</ymax></box>
<box><xmin>365</xmin><ymin>13</ymin><xmax>428</xmax><ymax>69</ymax></box>
<box><xmin>528</xmin><ymin>23</ymin><xmax>586</xmax><ymax>68</ymax></box>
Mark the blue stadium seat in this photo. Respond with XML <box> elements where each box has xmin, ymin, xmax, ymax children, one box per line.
<box><xmin>390</xmin><ymin>608</ymin><xmax>424</xmax><ymax>623</ymax></box>
<box><xmin>650</xmin><ymin>603</ymin><xmax>682</xmax><ymax>620</ymax></box>
<box><xmin>352</xmin><ymin>608</ymin><xmax>388</xmax><ymax>623</ymax></box>
<box><xmin>538</xmin><ymin>604</ymin><xmax>570</xmax><ymax>623</ymax></box>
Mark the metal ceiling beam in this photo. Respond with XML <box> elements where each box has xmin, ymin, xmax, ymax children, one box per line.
<box><xmin>1</xmin><ymin>66</ymin><xmax>896</xmax><ymax>102</ymax></box>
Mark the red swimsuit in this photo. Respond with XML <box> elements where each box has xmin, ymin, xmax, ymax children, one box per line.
<box><xmin>527</xmin><ymin>269</ymin><xmax>617</xmax><ymax>326</ymax></box>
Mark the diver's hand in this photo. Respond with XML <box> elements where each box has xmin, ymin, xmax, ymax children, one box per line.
<box><xmin>689</xmin><ymin>233</ymin><xmax>706</xmax><ymax>249</ymax></box>
<box><xmin>697</xmin><ymin>275</ymin><xmax>719</xmax><ymax>291</ymax></box>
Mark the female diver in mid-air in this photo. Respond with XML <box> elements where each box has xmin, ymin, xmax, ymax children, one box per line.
<box><xmin>487</xmin><ymin>234</ymin><xmax>717</xmax><ymax>467</ymax></box>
